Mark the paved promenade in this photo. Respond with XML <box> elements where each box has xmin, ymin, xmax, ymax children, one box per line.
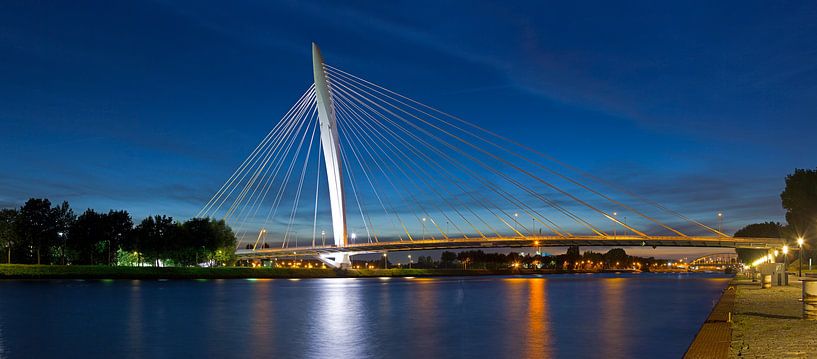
<box><xmin>730</xmin><ymin>278</ymin><xmax>817</xmax><ymax>358</ymax></box>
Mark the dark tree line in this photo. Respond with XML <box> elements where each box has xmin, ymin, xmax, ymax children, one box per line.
<box><xmin>0</xmin><ymin>198</ymin><xmax>236</xmax><ymax>266</ymax></box>
<box><xmin>412</xmin><ymin>247</ymin><xmax>661</xmax><ymax>270</ymax></box>
<box><xmin>735</xmin><ymin>168</ymin><xmax>817</xmax><ymax>263</ymax></box>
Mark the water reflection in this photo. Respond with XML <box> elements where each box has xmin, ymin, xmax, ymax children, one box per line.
<box><xmin>249</xmin><ymin>279</ymin><xmax>274</xmax><ymax>356</ymax></box>
<box><xmin>311</xmin><ymin>279</ymin><xmax>366</xmax><ymax>358</ymax></box>
<box><xmin>525</xmin><ymin>278</ymin><xmax>552</xmax><ymax>358</ymax></box>
<box><xmin>127</xmin><ymin>280</ymin><xmax>143</xmax><ymax>359</ymax></box>
<box><xmin>0</xmin><ymin>274</ymin><xmax>730</xmax><ymax>358</ymax></box>
<box><xmin>409</xmin><ymin>277</ymin><xmax>442</xmax><ymax>358</ymax></box>
<box><xmin>599</xmin><ymin>278</ymin><xmax>631</xmax><ymax>354</ymax></box>
<box><xmin>0</xmin><ymin>319</ymin><xmax>6</xmax><ymax>358</ymax></box>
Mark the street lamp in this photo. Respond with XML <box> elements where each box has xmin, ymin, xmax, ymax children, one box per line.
<box><xmin>798</xmin><ymin>237</ymin><xmax>805</xmax><ymax>277</ymax></box>
<box><xmin>717</xmin><ymin>212</ymin><xmax>723</xmax><ymax>232</ymax></box>
<box><xmin>612</xmin><ymin>212</ymin><xmax>618</xmax><ymax>238</ymax></box>
<box><xmin>58</xmin><ymin>232</ymin><xmax>65</xmax><ymax>265</ymax></box>
<box><xmin>783</xmin><ymin>245</ymin><xmax>790</xmax><ymax>284</ymax></box>
<box><xmin>383</xmin><ymin>252</ymin><xmax>388</xmax><ymax>269</ymax></box>
<box><xmin>422</xmin><ymin>217</ymin><xmax>427</xmax><ymax>240</ymax></box>
<box><xmin>408</xmin><ymin>254</ymin><xmax>412</xmax><ymax>269</ymax></box>
<box><xmin>351</xmin><ymin>232</ymin><xmax>356</xmax><ymax>244</ymax></box>
<box><xmin>321</xmin><ymin>230</ymin><xmax>326</xmax><ymax>246</ymax></box>
<box><xmin>514</xmin><ymin>212</ymin><xmax>519</xmax><ymax>232</ymax></box>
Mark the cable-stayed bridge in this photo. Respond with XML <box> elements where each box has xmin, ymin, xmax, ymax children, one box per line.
<box><xmin>198</xmin><ymin>43</ymin><xmax>783</xmax><ymax>268</ymax></box>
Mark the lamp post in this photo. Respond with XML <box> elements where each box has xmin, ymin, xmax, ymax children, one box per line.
<box><xmin>422</xmin><ymin>217</ymin><xmax>426</xmax><ymax>240</ymax></box>
<box><xmin>514</xmin><ymin>212</ymin><xmax>519</xmax><ymax>233</ymax></box>
<box><xmin>351</xmin><ymin>232</ymin><xmax>356</xmax><ymax>245</ymax></box>
<box><xmin>717</xmin><ymin>212</ymin><xmax>723</xmax><ymax>232</ymax></box>
<box><xmin>321</xmin><ymin>230</ymin><xmax>326</xmax><ymax>246</ymax></box>
<box><xmin>798</xmin><ymin>237</ymin><xmax>805</xmax><ymax>277</ymax></box>
<box><xmin>383</xmin><ymin>252</ymin><xmax>388</xmax><ymax>269</ymax></box>
<box><xmin>783</xmin><ymin>245</ymin><xmax>790</xmax><ymax>285</ymax></box>
<box><xmin>58</xmin><ymin>232</ymin><xmax>65</xmax><ymax>265</ymax></box>
<box><xmin>408</xmin><ymin>254</ymin><xmax>412</xmax><ymax>269</ymax></box>
<box><xmin>612</xmin><ymin>212</ymin><xmax>618</xmax><ymax>238</ymax></box>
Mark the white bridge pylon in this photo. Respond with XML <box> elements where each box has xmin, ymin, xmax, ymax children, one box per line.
<box><xmin>312</xmin><ymin>43</ymin><xmax>352</xmax><ymax>268</ymax></box>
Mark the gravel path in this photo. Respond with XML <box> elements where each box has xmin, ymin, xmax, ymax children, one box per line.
<box><xmin>730</xmin><ymin>279</ymin><xmax>817</xmax><ymax>358</ymax></box>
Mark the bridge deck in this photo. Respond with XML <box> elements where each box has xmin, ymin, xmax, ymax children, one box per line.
<box><xmin>236</xmin><ymin>235</ymin><xmax>784</xmax><ymax>258</ymax></box>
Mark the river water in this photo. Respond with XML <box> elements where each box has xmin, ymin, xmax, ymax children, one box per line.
<box><xmin>0</xmin><ymin>273</ymin><xmax>729</xmax><ymax>358</ymax></box>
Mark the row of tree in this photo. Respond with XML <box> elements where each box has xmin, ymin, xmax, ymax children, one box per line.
<box><xmin>0</xmin><ymin>198</ymin><xmax>237</xmax><ymax>266</ymax></box>
<box><xmin>410</xmin><ymin>247</ymin><xmax>660</xmax><ymax>270</ymax></box>
<box><xmin>734</xmin><ymin>168</ymin><xmax>817</xmax><ymax>263</ymax></box>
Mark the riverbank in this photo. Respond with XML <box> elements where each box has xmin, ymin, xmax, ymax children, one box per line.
<box><xmin>687</xmin><ymin>276</ymin><xmax>817</xmax><ymax>358</ymax></box>
<box><xmin>729</xmin><ymin>278</ymin><xmax>817</xmax><ymax>358</ymax></box>
<box><xmin>0</xmin><ymin>264</ymin><xmax>642</xmax><ymax>280</ymax></box>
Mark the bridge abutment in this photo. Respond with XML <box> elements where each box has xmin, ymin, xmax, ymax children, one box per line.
<box><xmin>317</xmin><ymin>252</ymin><xmax>353</xmax><ymax>269</ymax></box>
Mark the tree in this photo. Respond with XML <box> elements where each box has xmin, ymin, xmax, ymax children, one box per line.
<box><xmin>208</xmin><ymin>219</ymin><xmax>237</xmax><ymax>266</ymax></box>
<box><xmin>565</xmin><ymin>245</ymin><xmax>581</xmax><ymax>264</ymax></box>
<box><xmin>52</xmin><ymin>201</ymin><xmax>75</xmax><ymax>264</ymax></box>
<box><xmin>133</xmin><ymin>215</ymin><xmax>177</xmax><ymax>266</ymax></box>
<box><xmin>781</xmin><ymin>168</ymin><xmax>817</xmax><ymax>240</ymax></box>
<box><xmin>175</xmin><ymin>218</ymin><xmax>208</xmax><ymax>266</ymax></box>
<box><xmin>0</xmin><ymin>209</ymin><xmax>18</xmax><ymax>263</ymax></box>
<box><xmin>440</xmin><ymin>251</ymin><xmax>457</xmax><ymax>268</ymax></box>
<box><xmin>103</xmin><ymin>210</ymin><xmax>132</xmax><ymax>265</ymax></box>
<box><xmin>15</xmin><ymin>198</ymin><xmax>58</xmax><ymax>264</ymax></box>
<box><xmin>734</xmin><ymin>222</ymin><xmax>787</xmax><ymax>264</ymax></box>
<box><xmin>70</xmin><ymin>209</ymin><xmax>106</xmax><ymax>264</ymax></box>
<box><xmin>603</xmin><ymin>248</ymin><xmax>628</xmax><ymax>266</ymax></box>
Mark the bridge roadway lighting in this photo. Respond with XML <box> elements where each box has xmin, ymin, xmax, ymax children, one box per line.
<box><xmin>383</xmin><ymin>252</ymin><xmax>388</xmax><ymax>269</ymax></box>
<box><xmin>408</xmin><ymin>254</ymin><xmax>412</xmax><ymax>269</ymax></box>
<box><xmin>798</xmin><ymin>237</ymin><xmax>805</xmax><ymax>277</ymax></box>
<box><xmin>351</xmin><ymin>232</ymin><xmax>356</xmax><ymax>244</ymax></box>
<box><xmin>321</xmin><ymin>230</ymin><xmax>326</xmax><ymax>246</ymax></box>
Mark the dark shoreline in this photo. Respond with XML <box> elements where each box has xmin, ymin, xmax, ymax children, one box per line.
<box><xmin>0</xmin><ymin>264</ymin><xmax>661</xmax><ymax>280</ymax></box>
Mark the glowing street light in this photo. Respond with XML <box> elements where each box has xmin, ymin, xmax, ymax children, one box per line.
<box><xmin>408</xmin><ymin>254</ymin><xmax>412</xmax><ymax>269</ymax></box>
<box><xmin>58</xmin><ymin>232</ymin><xmax>66</xmax><ymax>265</ymax></box>
<box><xmin>783</xmin><ymin>245</ymin><xmax>790</xmax><ymax>284</ymax></box>
<box><xmin>383</xmin><ymin>252</ymin><xmax>388</xmax><ymax>269</ymax></box>
<box><xmin>612</xmin><ymin>212</ymin><xmax>618</xmax><ymax>237</ymax></box>
<box><xmin>514</xmin><ymin>212</ymin><xmax>519</xmax><ymax>232</ymax></box>
<box><xmin>351</xmin><ymin>232</ymin><xmax>356</xmax><ymax>244</ymax></box>
<box><xmin>717</xmin><ymin>212</ymin><xmax>724</xmax><ymax>232</ymax></box>
<box><xmin>422</xmin><ymin>217</ymin><xmax>427</xmax><ymax>240</ymax></box>
<box><xmin>798</xmin><ymin>237</ymin><xmax>805</xmax><ymax>277</ymax></box>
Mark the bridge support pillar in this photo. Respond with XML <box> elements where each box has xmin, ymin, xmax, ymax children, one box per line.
<box><xmin>317</xmin><ymin>252</ymin><xmax>353</xmax><ymax>269</ymax></box>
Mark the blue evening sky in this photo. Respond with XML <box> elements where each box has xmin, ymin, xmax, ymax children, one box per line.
<box><xmin>1</xmin><ymin>1</ymin><xmax>815</xmax><ymax>255</ymax></box>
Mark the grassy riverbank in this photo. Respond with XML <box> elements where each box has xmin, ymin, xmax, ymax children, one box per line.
<box><xmin>0</xmin><ymin>264</ymin><xmax>575</xmax><ymax>280</ymax></box>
